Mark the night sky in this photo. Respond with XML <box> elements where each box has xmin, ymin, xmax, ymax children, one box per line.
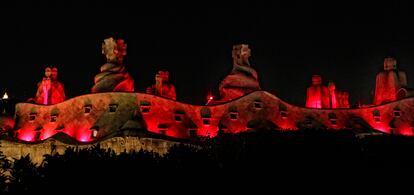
<box><xmin>2</xmin><ymin>1</ymin><xmax>414</xmax><ymax>106</ymax></box>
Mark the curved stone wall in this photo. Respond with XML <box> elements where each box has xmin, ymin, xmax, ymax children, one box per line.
<box><xmin>8</xmin><ymin>91</ymin><xmax>414</xmax><ymax>143</ymax></box>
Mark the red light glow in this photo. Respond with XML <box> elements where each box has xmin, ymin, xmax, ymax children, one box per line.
<box><xmin>18</xmin><ymin>129</ymin><xmax>35</xmax><ymax>142</ymax></box>
<box><xmin>78</xmin><ymin>131</ymin><xmax>91</xmax><ymax>142</ymax></box>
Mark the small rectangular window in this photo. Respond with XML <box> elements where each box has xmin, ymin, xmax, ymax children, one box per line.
<box><xmin>174</xmin><ymin>114</ymin><xmax>183</xmax><ymax>122</ymax></box>
<box><xmin>280</xmin><ymin>111</ymin><xmax>287</xmax><ymax>118</ymax></box>
<box><xmin>141</xmin><ymin>106</ymin><xmax>150</xmax><ymax>113</ymax></box>
<box><xmin>92</xmin><ymin>130</ymin><xmax>98</xmax><ymax>138</ymax></box>
<box><xmin>50</xmin><ymin>115</ymin><xmax>58</xmax><ymax>122</ymax></box>
<box><xmin>90</xmin><ymin>126</ymin><xmax>99</xmax><ymax>138</ymax></box>
<box><xmin>84</xmin><ymin>105</ymin><xmax>92</xmax><ymax>114</ymax></box>
<box><xmin>393</xmin><ymin>111</ymin><xmax>401</xmax><ymax>117</ymax></box>
<box><xmin>29</xmin><ymin>113</ymin><xmax>36</xmax><ymax>121</ymax></box>
<box><xmin>109</xmin><ymin>104</ymin><xmax>118</xmax><ymax>112</ymax></box>
<box><xmin>254</xmin><ymin>102</ymin><xmax>263</xmax><ymax>109</ymax></box>
<box><xmin>202</xmin><ymin>118</ymin><xmax>210</xmax><ymax>125</ymax></box>
<box><xmin>230</xmin><ymin>112</ymin><xmax>238</xmax><ymax>120</ymax></box>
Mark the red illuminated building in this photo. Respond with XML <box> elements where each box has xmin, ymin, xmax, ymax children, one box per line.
<box><xmin>1</xmin><ymin>39</ymin><xmax>414</xmax><ymax>145</ymax></box>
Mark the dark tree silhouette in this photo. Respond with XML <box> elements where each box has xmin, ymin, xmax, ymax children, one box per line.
<box><xmin>1</xmin><ymin>129</ymin><xmax>414</xmax><ymax>194</ymax></box>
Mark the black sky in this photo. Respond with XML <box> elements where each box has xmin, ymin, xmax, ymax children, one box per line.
<box><xmin>2</xmin><ymin>1</ymin><xmax>414</xmax><ymax>106</ymax></box>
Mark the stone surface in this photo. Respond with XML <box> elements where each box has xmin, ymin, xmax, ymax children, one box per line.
<box><xmin>9</xmin><ymin>90</ymin><xmax>414</xmax><ymax>144</ymax></box>
<box><xmin>15</xmin><ymin>92</ymin><xmax>140</xmax><ymax>142</ymax></box>
<box><xmin>218</xmin><ymin>44</ymin><xmax>261</xmax><ymax>102</ymax></box>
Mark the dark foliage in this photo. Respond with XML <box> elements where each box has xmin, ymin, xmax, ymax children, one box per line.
<box><xmin>2</xmin><ymin>129</ymin><xmax>414</xmax><ymax>194</ymax></box>
<box><xmin>0</xmin><ymin>147</ymin><xmax>11</xmax><ymax>193</ymax></box>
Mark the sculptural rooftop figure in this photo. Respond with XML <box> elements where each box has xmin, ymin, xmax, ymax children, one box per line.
<box><xmin>92</xmin><ymin>37</ymin><xmax>134</xmax><ymax>93</ymax></box>
<box><xmin>156</xmin><ymin>71</ymin><xmax>170</xmax><ymax>84</ymax></box>
<box><xmin>51</xmin><ymin>67</ymin><xmax>58</xmax><ymax>80</ymax></box>
<box><xmin>383</xmin><ymin>57</ymin><xmax>397</xmax><ymax>70</ymax></box>
<box><xmin>33</xmin><ymin>66</ymin><xmax>66</xmax><ymax>105</ymax></box>
<box><xmin>102</xmin><ymin>37</ymin><xmax>127</xmax><ymax>64</ymax></box>
<box><xmin>232</xmin><ymin>44</ymin><xmax>251</xmax><ymax>67</ymax></box>
<box><xmin>217</xmin><ymin>44</ymin><xmax>261</xmax><ymax>103</ymax></box>
<box><xmin>373</xmin><ymin>57</ymin><xmax>410</xmax><ymax>105</ymax></box>
<box><xmin>147</xmin><ymin>70</ymin><xmax>176</xmax><ymax>100</ymax></box>
<box><xmin>311</xmin><ymin>75</ymin><xmax>322</xmax><ymax>85</ymax></box>
<box><xmin>328</xmin><ymin>81</ymin><xmax>336</xmax><ymax>91</ymax></box>
<box><xmin>45</xmin><ymin>67</ymin><xmax>52</xmax><ymax>78</ymax></box>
